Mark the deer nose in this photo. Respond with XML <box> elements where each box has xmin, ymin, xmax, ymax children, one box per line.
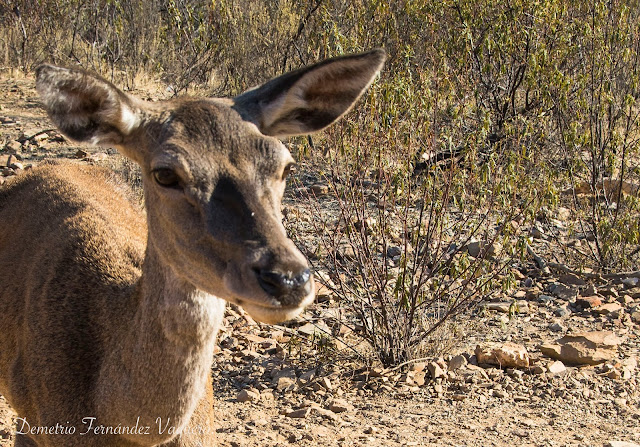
<box><xmin>255</xmin><ymin>268</ymin><xmax>312</xmax><ymax>301</ymax></box>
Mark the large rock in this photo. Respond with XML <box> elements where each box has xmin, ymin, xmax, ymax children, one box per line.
<box><xmin>606</xmin><ymin>442</ymin><xmax>640</xmax><ymax>447</ymax></box>
<box><xmin>475</xmin><ymin>342</ymin><xmax>530</xmax><ymax>368</ymax></box>
<box><xmin>539</xmin><ymin>331</ymin><xmax>622</xmax><ymax>365</ymax></box>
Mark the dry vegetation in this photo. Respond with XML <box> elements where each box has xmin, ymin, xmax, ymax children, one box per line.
<box><xmin>2</xmin><ymin>0</ymin><xmax>640</xmax><ymax>368</ymax></box>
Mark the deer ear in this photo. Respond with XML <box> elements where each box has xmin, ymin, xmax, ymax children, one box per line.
<box><xmin>233</xmin><ymin>49</ymin><xmax>386</xmax><ymax>137</ymax></box>
<box><xmin>36</xmin><ymin>64</ymin><xmax>142</xmax><ymax>147</ymax></box>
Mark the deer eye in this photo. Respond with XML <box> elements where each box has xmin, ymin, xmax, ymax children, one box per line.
<box><xmin>153</xmin><ymin>168</ymin><xmax>181</xmax><ymax>188</ymax></box>
<box><xmin>282</xmin><ymin>163</ymin><xmax>296</xmax><ymax>180</ymax></box>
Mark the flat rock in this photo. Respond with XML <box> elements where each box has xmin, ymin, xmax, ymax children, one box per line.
<box><xmin>328</xmin><ymin>399</ymin><xmax>354</xmax><ymax>413</ymax></box>
<box><xmin>475</xmin><ymin>342</ymin><xmax>530</xmax><ymax>368</ymax></box>
<box><xmin>539</xmin><ymin>331</ymin><xmax>622</xmax><ymax>365</ymax></box>
<box><xmin>286</xmin><ymin>408</ymin><xmax>310</xmax><ymax>418</ymax></box>
<box><xmin>576</xmin><ymin>295</ymin><xmax>602</xmax><ymax>308</ymax></box>
<box><xmin>549</xmin><ymin>283</ymin><xmax>578</xmax><ymax>301</ymax></box>
<box><xmin>558</xmin><ymin>273</ymin><xmax>587</xmax><ymax>286</ymax></box>
<box><xmin>595</xmin><ymin>302</ymin><xmax>623</xmax><ymax>315</ymax></box>
<box><xmin>606</xmin><ymin>442</ymin><xmax>640</xmax><ymax>447</ymax></box>
<box><xmin>621</xmin><ymin>277</ymin><xmax>640</xmax><ymax>289</ymax></box>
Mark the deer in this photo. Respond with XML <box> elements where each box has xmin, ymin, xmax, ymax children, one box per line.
<box><xmin>0</xmin><ymin>49</ymin><xmax>385</xmax><ymax>446</ymax></box>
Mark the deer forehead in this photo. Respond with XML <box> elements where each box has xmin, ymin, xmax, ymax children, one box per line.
<box><xmin>151</xmin><ymin>99</ymin><xmax>292</xmax><ymax>178</ymax></box>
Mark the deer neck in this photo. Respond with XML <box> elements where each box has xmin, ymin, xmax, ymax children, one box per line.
<box><xmin>96</xmin><ymin>241</ymin><xmax>225</xmax><ymax>442</ymax></box>
<box><xmin>140</xmin><ymin>243</ymin><xmax>225</xmax><ymax>346</ymax></box>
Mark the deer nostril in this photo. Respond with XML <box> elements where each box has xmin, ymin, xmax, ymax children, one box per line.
<box><xmin>255</xmin><ymin>268</ymin><xmax>311</xmax><ymax>299</ymax></box>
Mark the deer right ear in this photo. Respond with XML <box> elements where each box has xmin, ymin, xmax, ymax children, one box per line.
<box><xmin>233</xmin><ymin>49</ymin><xmax>386</xmax><ymax>138</ymax></box>
<box><xmin>36</xmin><ymin>64</ymin><xmax>143</xmax><ymax>149</ymax></box>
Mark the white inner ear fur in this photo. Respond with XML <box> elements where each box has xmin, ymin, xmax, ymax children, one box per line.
<box><xmin>120</xmin><ymin>104</ymin><xmax>141</xmax><ymax>135</ymax></box>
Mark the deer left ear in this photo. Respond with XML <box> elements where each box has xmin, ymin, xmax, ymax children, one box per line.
<box><xmin>36</xmin><ymin>64</ymin><xmax>143</xmax><ymax>148</ymax></box>
<box><xmin>233</xmin><ymin>49</ymin><xmax>386</xmax><ymax>138</ymax></box>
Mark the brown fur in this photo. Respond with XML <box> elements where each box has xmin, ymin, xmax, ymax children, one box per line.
<box><xmin>0</xmin><ymin>50</ymin><xmax>385</xmax><ymax>446</ymax></box>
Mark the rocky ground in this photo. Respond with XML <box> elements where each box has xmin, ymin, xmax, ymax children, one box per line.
<box><xmin>1</xmin><ymin>74</ymin><xmax>639</xmax><ymax>447</ymax></box>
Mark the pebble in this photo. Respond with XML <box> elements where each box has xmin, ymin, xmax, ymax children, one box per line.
<box><xmin>553</xmin><ymin>306</ymin><xmax>571</xmax><ymax>317</ymax></box>
<box><xmin>549</xmin><ymin>283</ymin><xmax>578</xmax><ymax>300</ymax></box>
<box><xmin>237</xmin><ymin>389</ymin><xmax>260</xmax><ymax>402</ymax></box>
<box><xmin>547</xmin><ymin>360</ymin><xmax>567</xmax><ymax>374</ymax></box>
<box><xmin>621</xmin><ymin>277</ymin><xmax>640</xmax><ymax>289</ymax></box>
<box><xmin>548</xmin><ymin>322</ymin><xmax>566</xmax><ymax>332</ymax></box>
<box><xmin>576</xmin><ymin>295</ymin><xmax>602</xmax><ymax>308</ymax></box>
<box><xmin>448</xmin><ymin>355</ymin><xmax>468</xmax><ymax>371</ymax></box>
<box><xmin>286</xmin><ymin>408</ymin><xmax>310</xmax><ymax>419</ymax></box>
<box><xmin>427</xmin><ymin>362</ymin><xmax>446</xmax><ymax>379</ymax></box>
<box><xmin>328</xmin><ymin>399</ymin><xmax>353</xmax><ymax>413</ymax></box>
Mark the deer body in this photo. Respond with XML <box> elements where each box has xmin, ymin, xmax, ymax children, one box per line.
<box><xmin>0</xmin><ymin>50</ymin><xmax>384</xmax><ymax>446</ymax></box>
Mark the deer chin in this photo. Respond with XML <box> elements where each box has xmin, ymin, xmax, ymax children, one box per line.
<box><xmin>229</xmin><ymin>285</ymin><xmax>316</xmax><ymax>324</ymax></box>
<box><xmin>240</xmin><ymin>301</ymin><xmax>309</xmax><ymax>324</ymax></box>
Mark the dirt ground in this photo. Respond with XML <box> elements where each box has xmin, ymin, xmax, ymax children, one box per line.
<box><xmin>0</xmin><ymin>73</ymin><xmax>639</xmax><ymax>447</ymax></box>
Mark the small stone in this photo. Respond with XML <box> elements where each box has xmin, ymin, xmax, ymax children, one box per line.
<box><xmin>286</xmin><ymin>408</ymin><xmax>311</xmax><ymax>419</ymax></box>
<box><xmin>556</xmin><ymin>207</ymin><xmax>572</xmax><ymax>220</ymax></box>
<box><xmin>548</xmin><ymin>322</ymin><xmax>565</xmax><ymax>332</ymax></box>
<box><xmin>387</xmin><ymin>245</ymin><xmax>402</xmax><ymax>258</ymax></box>
<box><xmin>559</xmin><ymin>274</ymin><xmax>587</xmax><ymax>286</ymax></box>
<box><xmin>338</xmin><ymin>244</ymin><xmax>356</xmax><ymax>260</ymax></box>
<box><xmin>298</xmin><ymin>321</ymin><xmax>331</xmax><ymax>337</ymax></box>
<box><xmin>576</xmin><ymin>295</ymin><xmax>602</xmax><ymax>308</ymax></box>
<box><xmin>554</xmin><ymin>306</ymin><xmax>571</xmax><ymax>318</ymax></box>
<box><xmin>531</xmin><ymin>365</ymin><xmax>546</xmax><ymax>374</ymax></box>
<box><xmin>621</xmin><ymin>277</ymin><xmax>640</xmax><ymax>289</ymax></box>
<box><xmin>309</xmin><ymin>184</ymin><xmax>328</xmax><ymax>195</ymax></box>
<box><xmin>549</xmin><ymin>283</ymin><xmax>578</xmax><ymax>301</ymax></box>
<box><xmin>492</xmin><ymin>389</ymin><xmax>508</xmax><ymax>398</ymax></box>
<box><xmin>581</xmin><ymin>284</ymin><xmax>598</xmax><ymax>296</ymax></box>
<box><xmin>448</xmin><ymin>355</ymin><xmax>468</xmax><ymax>371</ymax></box>
<box><xmin>413</xmin><ymin>371</ymin><xmax>426</xmax><ymax>386</ymax></box>
<box><xmin>547</xmin><ymin>360</ymin><xmax>566</xmax><ymax>374</ymax></box>
<box><xmin>364</xmin><ymin>426</ymin><xmax>379</xmax><ymax>435</ymax></box>
<box><xmin>328</xmin><ymin>399</ymin><xmax>353</xmax><ymax>413</ymax></box>
<box><xmin>320</xmin><ymin>377</ymin><xmax>333</xmax><ymax>391</ymax></box>
<box><xmin>74</xmin><ymin>149</ymin><xmax>89</xmax><ymax>158</ymax></box>
<box><xmin>538</xmin><ymin>294</ymin><xmax>554</xmax><ymax>304</ymax></box>
<box><xmin>237</xmin><ymin>389</ymin><xmax>260</xmax><ymax>402</ymax></box>
<box><xmin>4</xmin><ymin>140</ymin><xmax>21</xmax><ymax>152</ymax></box>
<box><xmin>427</xmin><ymin>362</ymin><xmax>446</xmax><ymax>379</ymax></box>
<box><xmin>409</xmin><ymin>362</ymin><xmax>426</xmax><ymax>373</ymax></box>
<box><xmin>275</xmin><ymin>376</ymin><xmax>296</xmax><ymax>392</ymax></box>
